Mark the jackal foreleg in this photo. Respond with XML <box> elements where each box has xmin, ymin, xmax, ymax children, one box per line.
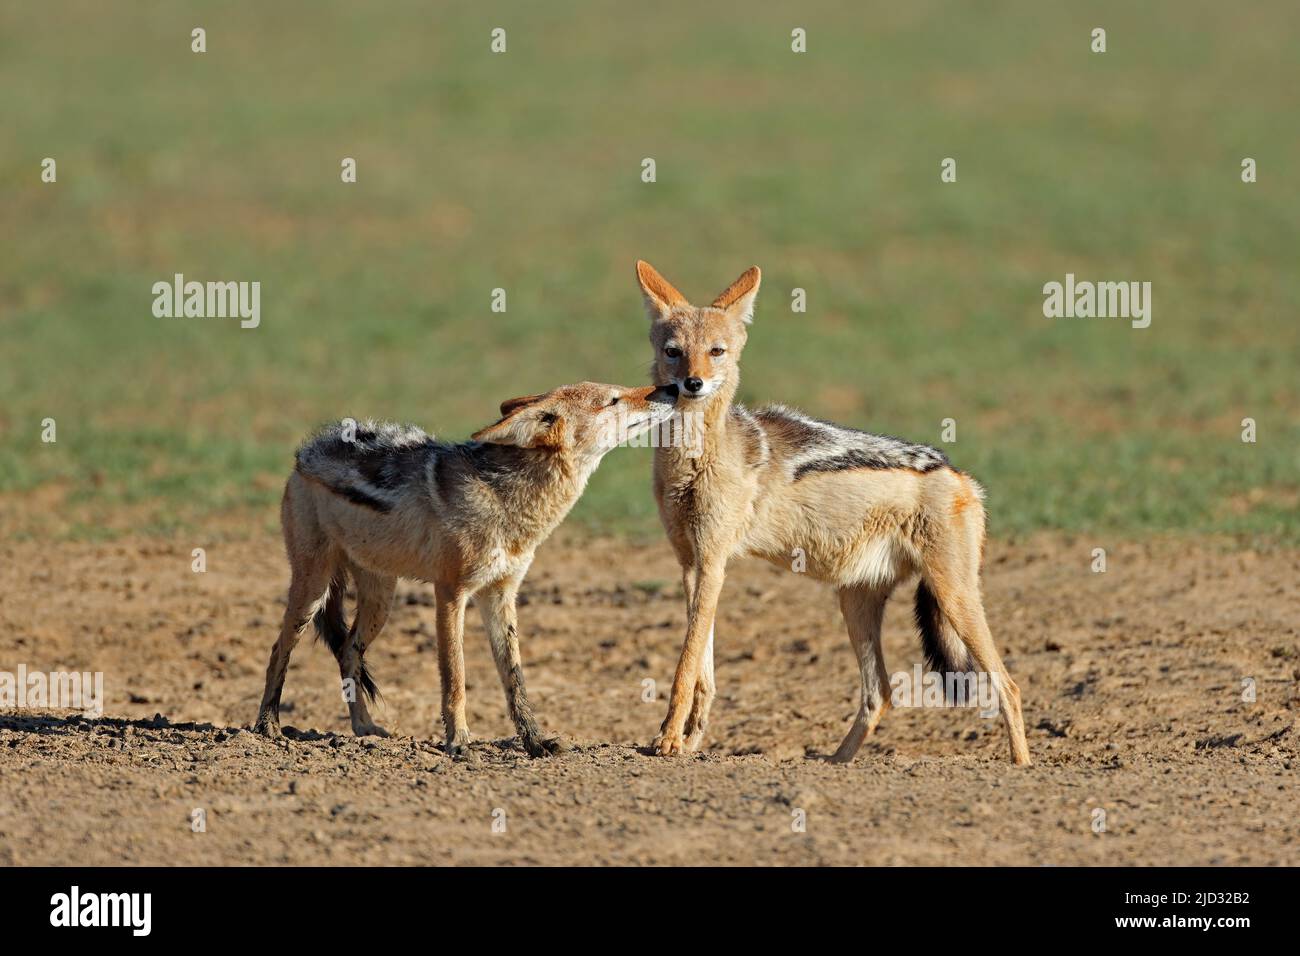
<box><xmin>477</xmin><ymin>579</ymin><xmax>563</xmax><ymax>757</ymax></box>
<box><xmin>655</xmin><ymin>560</ymin><xmax>725</xmax><ymax>755</ymax></box>
<box><xmin>677</xmin><ymin>565</ymin><xmax>717</xmax><ymax>750</ymax></box>
<box><xmin>434</xmin><ymin>586</ymin><xmax>471</xmax><ymax>755</ymax></box>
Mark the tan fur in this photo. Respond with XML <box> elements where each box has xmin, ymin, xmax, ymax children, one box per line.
<box><xmin>637</xmin><ymin>261</ymin><xmax>1031</xmax><ymax>765</ymax></box>
<box><xmin>253</xmin><ymin>382</ymin><xmax>677</xmax><ymax>756</ymax></box>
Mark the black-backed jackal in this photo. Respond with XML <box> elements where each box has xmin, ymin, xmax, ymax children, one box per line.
<box><xmin>254</xmin><ymin>382</ymin><xmax>678</xmax><ymax>756</ymax></box>
<box><xmin>636</xmin><ymin>260</ymin><xmax>1031</xmax><ymax>765</ymax></box>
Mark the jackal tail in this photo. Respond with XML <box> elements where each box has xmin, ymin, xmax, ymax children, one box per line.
<box><xmin>914</xmin><ymin>579</ymin><xmax>972</xmax><ymax>697</ymax></box>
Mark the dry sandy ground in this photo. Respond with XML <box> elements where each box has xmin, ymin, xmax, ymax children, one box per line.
<box><xmin>0</xmin><ymin>531</ymin><xmax>1296</xmax><ymax>866</ymax></box>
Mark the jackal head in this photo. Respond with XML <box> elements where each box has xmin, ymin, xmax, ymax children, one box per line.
<box><xmin>636</xmin><ymin>260</ymin><xmax>761</xmax><ymax>404</ymax></box>
<box><xmin>472</xmin><ymin>381</ymin><xmax>678</xmax><ymax>462</ymax></box>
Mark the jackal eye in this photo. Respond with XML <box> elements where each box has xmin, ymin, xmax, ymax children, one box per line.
<box><xmin>709</xmin><ymin>346</ymin><xmax>726</xmax><ymax>357</ymax></box>
<box><xmin>664</xmin><ymin>346</ymin><xmax>682</xmax><ymax>359</ymax></box>
<box><xmin>539</xmin><ymin>412</ymin><xmax>558</xmax><ymax>425</ymax></box>
<box><xmin>607</xmin><ymin>396</ymin><xmax>621</xmax><ymax>407</ymax></box>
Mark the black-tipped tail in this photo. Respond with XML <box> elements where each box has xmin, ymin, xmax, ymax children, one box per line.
<box><xmin>915</xmin><ymin>580</ymin><xmax>971</xmax><ymax>695</ymax></box>
<box><xmin>313</xmin><ymin>570</ymin><xmax>380</xmax><ymax>703</ymax></box>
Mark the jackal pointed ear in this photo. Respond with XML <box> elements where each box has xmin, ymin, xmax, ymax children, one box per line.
<box><xmin>635</xmin><ymin>260</ymin><xmax>688</xmax><ymax>321</ymax></box>
<box><xmin>498</xmin><ymin>393</ymin><xmax>544</xmax><ymax>417</ymax></box>
<box><xmin>473</xmin><ymin>394</ymin><xmax>553</xmax><ymax>447</ymax></box>
<box><xmin>472</xmin><ymin>413</ymin><xmax>537</xmax><ymax>447</ymax></box>
<box><xmin>711</xmin><ymin>266</ymin><xmax>761</xmax><ymax>324</ymax></box>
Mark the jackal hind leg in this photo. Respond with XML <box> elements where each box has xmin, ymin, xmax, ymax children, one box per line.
<box><xmin>829</xmin><ymin>585</ymin><xmax>889</xmax><ymax>763</ymax></box>
<box><xmin>924</xmin><ymin>559</ymin><xmax>1031</xmax><ymax>767</ymax></box>
<box><xmin>255</xmin><ymin>549</ymin><xmax>338</xmax><ymax>738</ymax></box>
<box><xmin>338</xmin><ymin>566</ymin><xmax>396</xmax><ymax>737</ymax></box>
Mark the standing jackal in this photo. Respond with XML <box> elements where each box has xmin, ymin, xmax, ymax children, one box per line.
<box><xmin>635</xmin><ymin>260</ymin><xmax>1030</xmax><ymax>765</ymax></box>
<box><xmin>254</xmin><ymin>382</ymin><xmax>678</xmax><ymax>756</ymax></box>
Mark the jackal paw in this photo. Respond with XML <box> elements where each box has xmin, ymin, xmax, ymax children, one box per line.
<box><xmin>253</xmin><ymin>714</ymin><xmax>282</xmax><ymax>739</ymax></box>
<box><xmin>652</xmin><ymin>731</ymin><xmax>686</xmax><ymax>756</ymax></box>
<box><xmin>352</xmin><ymin>722</ymin><xmax>390</xmax><ymax>738</ymax></box>
<box><xmin>445</xmin><ymin>728</ymin><xmax>472</xmax><ymax>756</ymax></box>
<box><xmin>522</xmin><ymin>734</ymin><xmax>568</xmax><ymax>758</ymax></box>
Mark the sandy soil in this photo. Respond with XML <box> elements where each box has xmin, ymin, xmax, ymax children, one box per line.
<box><xmin>0</xmin><ymin>531</ymin><xmax>1296</xmax><ymax>866</ymax></box>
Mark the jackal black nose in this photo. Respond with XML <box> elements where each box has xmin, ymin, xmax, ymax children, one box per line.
<box><xmin>683</xmin><ymin>377</ymin><xmax>704</xmax><ymax>394</ymax></box>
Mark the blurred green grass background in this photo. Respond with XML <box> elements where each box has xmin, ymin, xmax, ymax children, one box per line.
<box><xmin>2</xmin><ymin>1</ymin><xmax>1297</xmax><ymax>542</ymax></box>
